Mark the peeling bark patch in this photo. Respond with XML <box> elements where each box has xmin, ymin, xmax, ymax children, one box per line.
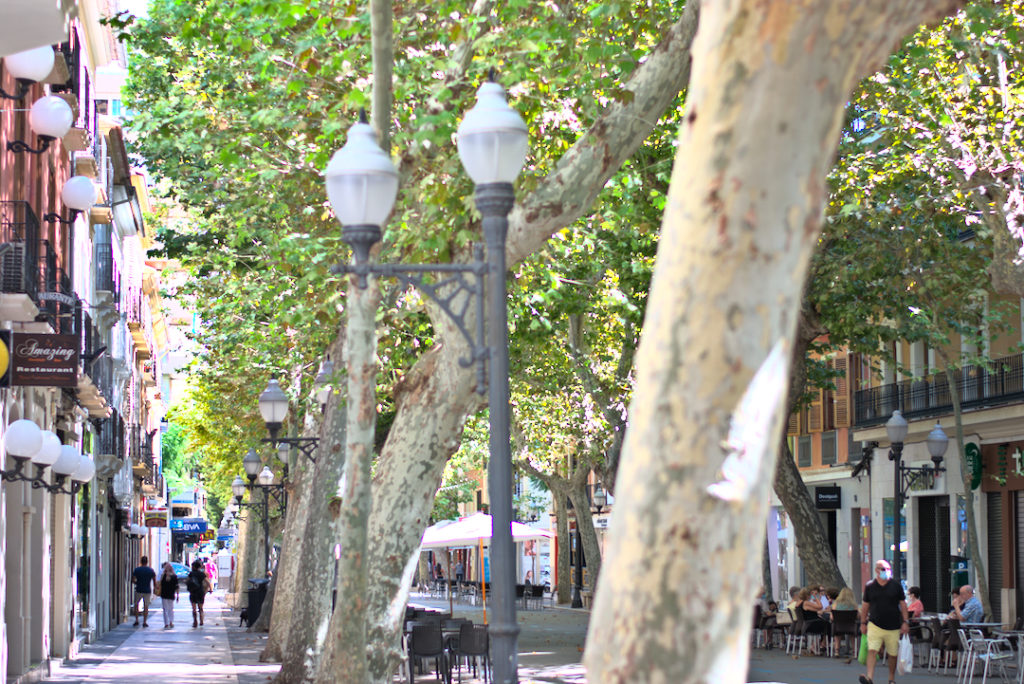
<box><xmin>687</xmin><ymin>107</ymin><xmax>698</xmax><ymax>126</ymax></box>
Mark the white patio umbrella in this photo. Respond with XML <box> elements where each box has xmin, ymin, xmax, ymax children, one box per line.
<box><xmin>419</xmin><ymin>512</ymin><xmax>553</xmax><ymax>618</ymax></box>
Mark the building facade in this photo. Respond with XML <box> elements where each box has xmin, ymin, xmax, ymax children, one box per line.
<box><xmin>1</xmin><ymin>4</ymin><xmax>167</xmax><ymax>680</ymax></box>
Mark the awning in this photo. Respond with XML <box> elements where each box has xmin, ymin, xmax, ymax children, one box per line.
<box><xmin>420</xmin><ymin>511</ymin><xmax>553</xmax><ymax>549</ymax></box>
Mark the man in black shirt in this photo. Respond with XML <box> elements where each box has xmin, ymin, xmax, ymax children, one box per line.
<box><xmin>859</xmin><ymin>559</ymin><xmax>909</xmax><ymax>684</ymax></box>
<box><xmin>131</xmin><ymin>556</ymin><xmax>157</xmax><ymax>627</ymax></box>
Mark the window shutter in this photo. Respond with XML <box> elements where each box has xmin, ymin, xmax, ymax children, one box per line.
<box><xmin>834</xmin><ymin>355</ymin><xmax>851</xmax><ymax>428</ymax></box>
<box><xmin>787</xmin><ymin>410</ymin><xmax>802</xmax><ymax>436</ymax></box>
<box><xmin>808</xmin><ymin>388</ymin><xmax>825</xmax><ymax>432</ymax></box>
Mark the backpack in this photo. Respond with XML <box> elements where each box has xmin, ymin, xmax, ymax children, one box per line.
<box><xmin>186</xmin><ymin>572</ymin><xmax>200</xmax><ymax>593</ymax></box>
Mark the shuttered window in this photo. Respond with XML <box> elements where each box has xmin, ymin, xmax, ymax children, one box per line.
<box><xmin>833</xmin><ymin>355</ymin><xmax>851</xmax><ymax>428</ymax></box>
<box><xmin>821</xmin><ymin>431</ymin><xmax>837</xmax><ymax>466</ymax></box>
<box><xmin>988</xmin><ymin>492</ymin><xmax>1003</xmax><ymax>623</ymax></box>
<box><xmin>798</xmin><ymin>435</ymin><xmax>811</xmax><ymax>467</ymax></box>
<box><xmin>807</xmin><ymin>389</ymin><xmax>825</xmax><ymax>432</ymax></box>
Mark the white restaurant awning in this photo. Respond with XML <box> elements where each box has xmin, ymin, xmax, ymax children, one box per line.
<box><xmin>420</xmin><ymin>512</ymin><xmax>553</xmax><ymax>549</ymax></box>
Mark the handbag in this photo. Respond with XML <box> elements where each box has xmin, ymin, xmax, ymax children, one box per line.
<box><xmin>897</xmin><ymin>634</ymin><xmax>913</xmax><ymax>674</ymax></box>
<box><xmin>858</xmin><ymin>633</ymin><xmax>869</xmax><ymax>665</ymax></box>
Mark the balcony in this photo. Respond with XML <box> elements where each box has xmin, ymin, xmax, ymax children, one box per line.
<box><xmin>93</xmin><ymin>242</ymin><xmax>120</xmax><ymax>327</ymax></box>
<box><xmin>75</xmin><ymin>310</ymin><xmax>111</xmax><ymax>418</ymax></box>
<box><xmin>34</xmin><ymin>241</ymin><xmax>75</xmax><ymax>335</ymax></box>
<box><xmin>854</xmin><ymin>352</ymin><xmax>1024</xmax><ymax>426</ymax></box>
<box><xmin>0</xmin><ymin>201</ymin><xmax>42</xmax><ymax>321</ymax></box>
<box><xmin>124</xmin><ymin>291</ymin><xmax>153</xmax><ymax>360</ymax></box>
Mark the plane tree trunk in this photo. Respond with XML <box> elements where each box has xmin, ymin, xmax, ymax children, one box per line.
<box><xmin>584</xmin><ymin>1</ymin><xmax>964</xmax><ymax>681</ymax></box>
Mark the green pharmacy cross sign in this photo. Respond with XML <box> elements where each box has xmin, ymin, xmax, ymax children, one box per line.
<box><xmin>964</xmin><ymin>443</ymin><xmax>983</xmax><ymax>490</ymax></box>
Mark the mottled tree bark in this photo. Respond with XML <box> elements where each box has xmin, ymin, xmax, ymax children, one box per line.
<box><xmin>315</xmin><ymin>280</ymin><xmax>380</xmax><ymax>683</ymax></box>
<box><xmin>584</xmin><ymin>2</ymin><xmax>964</xmax><ymax>681</ymax></box>
<box><xmin>272</xmin><ymin>338</ymin><xmax>348</xmax><ymax>684</ymax></box>
<box><xmin>261</xmin><ymin>426</ymin><xmax>319</xmax><ymax>657</ymax></box>
<box><xmin>771</xmin><ymin>308</ymin><xmax>846</xmax><ymax>590</ymax></box>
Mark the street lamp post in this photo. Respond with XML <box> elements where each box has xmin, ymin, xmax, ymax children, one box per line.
<box><xmin>233</xmin><ymin>450</ymin><xmax>287</xmax><ymax>579</ymax></box>
<box><xmin>886</xmin><ymin>410</ymin><xmax>949</xmax><ymax>585</ymax></box>
<box><xmin>258</xmin><ymin>377</ymin><xmax>320</xmax><ymax>463</ymax></box>
<box><xmin>325</xmin><ymin>75</ymin><xmax>527</xmax><ymax>683</ymax></box>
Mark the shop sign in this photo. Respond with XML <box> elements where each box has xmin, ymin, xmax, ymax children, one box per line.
<box><xmin>145</xmin><ymin>508</ymin><xmax>168</xmax><ymax>527</ymax></box>
<box><xmin>964</xmin><ymin>443</ymin><xmax>983</xmax><ymax>490</ymax></box>
<box><xmin>0</xmin><ymin>331</ymin><xmax>79</xmax><ymax>387</ymax></box>
<box><xmin>170</xmin><ymin>518</ymin><xmax>208</xmax><ymax>534</ymax></box>
<box><xmin>815</xmin><ymin>486</ymin><xmax>841</xmax><ymax>510</ymax></box>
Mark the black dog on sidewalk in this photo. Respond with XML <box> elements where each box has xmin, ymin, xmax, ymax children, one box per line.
<box><xmin>238</xmin><ymin>609</ymin><xmax>248</xmax><ymax>627</ymax></box>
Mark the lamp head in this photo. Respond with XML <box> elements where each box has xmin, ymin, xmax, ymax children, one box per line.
<box><xmin>593</xmin><ymin>484</ymin><xmax>608</xmax><ymax>509</ymax></box>
<box><xmin>259</xmin><ymin>378</ymin><xmax>289</xmax><ymax>438</ymax></box>
<box><xmin>257</xmin><ymin>466</ymin><xmax>275</xmax><ymax>487</ymax></box>
<box><xmin>324</xmin><ymin>116</ymin><xmax>398</xmax><ymax>228</ymax></box>
<box><xmin>29</xmin><ymin>95</ymin><xmax>73</xmax><ymax>139</ymax></box>
<box><xmin>4</xmin><ymin>418</ymin><xmax>42</xmax><ymax>461</ymax></box>
<box><xmin>32</xmin><ymin>430</ymin><xmax>62</xmax><ymax>467</ymax></box>
<box><xmin>314</xmin><ymin>357</ymin><xmax>333</xmax><ymax>406</ymax></box>
<box><xmin>885</xmin><ymin>409</ymin><xmax>909</xmax><ymax>445</ymax></box>
<box><xmin>456</xmin><ymin>77</ymin><xmax>528</xmax><ymax>185</ymax></box>
<box><xmin>276</xmin><ymin>441</ymin><xmax>290</xmax><ymax>464</ymax></box>
<box><xmin>926</xmin><ymin>422</ymin><xmax>949</xmax><ymax>462</ymax></box>
<box><xmin>4</xmin><ymin>46</ymin><xmax>55</xmax><ymax>83</ymax></box>
<box><xmin>242</xmin><ymin>449</ymin><xmax>261</xmax><ymax>480</ymax></box>
<box><xmin>231</xmin><ymin>475</ymin><xmax>246</xmax><ymax>499</ymax></box>
<box><xmin>61</xmin><ymin>175</ymin><xmax>97</xmax><ymax>212</ymax></box>
<box><xmin>51</xmin><ymin>445</ymin><xmax>81</xmax><ymax>476</ymax></box>
<box><xmin>70</xmin><ymin>454</ymin><xmax>95</xmax><ymax>483</ymax></box>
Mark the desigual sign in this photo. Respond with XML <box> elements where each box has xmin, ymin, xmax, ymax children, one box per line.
<box><xmin>0</xmin><ymin>331</ymin><xmax>79</xmax><ymax>387</ymax></box>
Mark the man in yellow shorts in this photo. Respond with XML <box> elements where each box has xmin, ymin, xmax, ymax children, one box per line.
<box><xmin>858</xmin><ymin>559</ymin><xmax>910</xmax><ymax>684</ymax></box>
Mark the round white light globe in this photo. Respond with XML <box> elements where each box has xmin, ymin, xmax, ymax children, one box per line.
<box><xmin>61</xmin><ymin>175</ymin><xmax>97</xmax><ymax>211</ymax></box>
<box><xmin>32</xmin><ymin>430</ymin><xmax>62</xmax><ymax>466</ymax></box>
<box><xmin>4</xmin><ymin>46</ymin><xmax>55</xmax><ymax>82</ymax></box>
<box><xmin>51</xmin><ymin>445</ymin><xmax>81</xmax><ymax>476</ymax></box>
<box><xmin>70</xmin><ymin>454</ymin><xmax>95</xmax><ymax>483</ymax></box>
<box><xmin>29</xmin><ymin>95</ymin><xmax>73</xmax><ymax>139</ymax></box>
<box><xmin>4</xmin><ymin>419</ymin><xmax>42</xmax><ymax>460</ymax></box>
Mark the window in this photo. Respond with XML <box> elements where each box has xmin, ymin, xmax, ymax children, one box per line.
<box><xmin>821</xmin><ymin>431</ymin><xmax>837</xmax><ymax>465</ymax></box>
<box><xmin>798</xmin><ymin>435</ymin><xmax>811</xmax><ymax>467</ymax></box>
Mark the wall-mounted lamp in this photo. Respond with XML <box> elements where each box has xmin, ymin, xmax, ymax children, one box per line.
<box><xmin>1</xmin><ymin>46</ymin><xmax>55</xmax><ymax>101</ymax></box>
<box><xmin>0</xmin><ymin>419</ymin><xmax>94</xmax><ymax>494</ymax></box>
<box><xmin>43</xmin><ymin>175</ymin><xmax>97</xmax><ymax>224</ymax></box>
<box><xmin>7</xmin><ymin>95</ymin><xmax>73</xmax><ymax>155</ymax></box>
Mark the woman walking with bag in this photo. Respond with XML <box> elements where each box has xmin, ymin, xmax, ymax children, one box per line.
<box><xmin>158</xmin><ymin>562</ymin><xmax>179</xmax><ymax>629</ymax></box>
<box><xmin>187</xmin><ymin>559</ymin><xmax>211</xmax><ymax>627</ymax></box>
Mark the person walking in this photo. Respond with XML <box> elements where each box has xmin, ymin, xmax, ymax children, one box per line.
<box><xmin>131</xmin><ymin>556</ymin><xmax>157</xmax><ymax>627</ymax></box>
<box><xmin>158</xmin><ymin>562</ymin><xmax>179</xmax><ymax>629</ymax></box>
<box><xmin>186</xmin><ymin>559</ymin><xmax>211</xmax><ymax>627</ymax></box>
<box><xmin>859</xmin><ymin>559</ymin><xmax>910</xmax><ymax>684</ymax></box>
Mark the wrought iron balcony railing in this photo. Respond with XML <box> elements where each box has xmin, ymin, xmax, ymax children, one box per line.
<box><xmin>854</xmin><ymin>352</ymin><xmax>1024</xmax><ymax>426</ymax></box>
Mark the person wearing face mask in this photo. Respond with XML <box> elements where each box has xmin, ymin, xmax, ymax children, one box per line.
<box><xmin>858</xmin><ymin>559</ymin><xmax>909</xmax><ymax>684</ymax></box>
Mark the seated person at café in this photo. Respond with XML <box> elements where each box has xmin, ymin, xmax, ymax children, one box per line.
<box><xmin>798</xmin><ymin>587</ymin><xmax>829</xmax><ymax>654</ymax></box>
<box><xmin>786</xmin><ymin>586</ymin><xmax>801</xmax><ymax>615</ymax></box>
<box><xmin>832</xmin><ymin>586</ymin><xmax>858</xmax><ymax>611</ymax></box>
<box><xmin>906</xmin><ymin>586</ymin><xmax>924</xmax><ymax>618</ymax></box>
<box><xmin>948</xmin><ymin>584</ymin><xmax>983</xmax><ymax>624</ymax></box>
<box><xmin>759</xmin><ymin>600</ymin><xmax>779</xmax><ymax>649</ymax></box>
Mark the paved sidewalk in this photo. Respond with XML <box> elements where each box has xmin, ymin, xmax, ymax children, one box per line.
<box><xmin>40</xmin><ymin>591</ymin><xmax>278</xmax><ymax>684</ymax></box>
<box><xmin>748</xmin><ymin>646</ymin><xmax>957</xmax><ymax>683</ymax></box>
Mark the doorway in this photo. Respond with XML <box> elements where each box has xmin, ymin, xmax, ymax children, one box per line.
<box><xmin>918</xmin><ymin>496</ymin><xmax>951</xmax><ymax>613</ymax></box>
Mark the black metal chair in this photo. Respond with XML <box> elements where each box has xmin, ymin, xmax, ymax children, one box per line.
<box><xmin>829</xmin><ymin>609</ymin><xmax>859</xmax><ymax>657</ymax></box>
<box><xmin>408</xmin><ymin>623</ymin><xmax>449</xmax><ymax>684</ymax></box>
<box><xmin>450</xmin><ymin>623</ymin><xmax>489</xmax><ymax>683</ymax></box>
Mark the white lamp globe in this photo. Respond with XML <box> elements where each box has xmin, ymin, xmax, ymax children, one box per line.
<box><xmin>4</xmin><ymin>419</ymin><xmax>42</xmax><ymax>460</ymax></box>
<box><xmin>71</xmin><ymin>454</ymin><xmax>95</xmax><ymax>483</ymax></box>
<box><xmin>4</xmin><ymin>46</ymin><xmax>54</xmax><ymax>83</ymax></box>
<box><xmin>231</xmin><ymin>475</ymin><xmax>246</xmax><ymax>499</ymax></box>
<box><xmin>324</xmin><ymin>120</ymin><xmax>398</xmax><ymax>226</ymax></box>
<box><xmin>257</xmin><ymin>466</ymin><xmax>275</xmax><ymax>486</ymax></box>
<box><xmin>258</xmin><ymin>378</ymin><xmax>290</xmax><ymax>425</ymax></box>
<box><xmin>61</xmin><ymin>176</ymin><xmax>97</xmax><ymax>211</ymax></box>
<box><xmin>885</xmin><ymin>410</ymin><xmax>909</xmax><ymax>445</ymax></box>
<box><xmin>457</xmin><ymin>80</ymin><xmax>528</xmax><ymax>185</ymax></box>
<box><xmin>29</xmin><ymin>95</ymin><xmax>74</xmax><ymax>139</ymax></box>
<box><xmin>32</xmin><ymin>430</ymin><xmax>62</xmax><ymax>467</ymax></box>
<box><xmin>51</xmin><ymin>445</ymin><xmax>81</xmax><ymax>476</ymax></box>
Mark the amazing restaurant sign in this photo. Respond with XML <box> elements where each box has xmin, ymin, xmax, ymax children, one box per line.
<box><xmin>0</xmin><ymin>331</ymin><xmax>79</xmax><ymax>387</ymax></box>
